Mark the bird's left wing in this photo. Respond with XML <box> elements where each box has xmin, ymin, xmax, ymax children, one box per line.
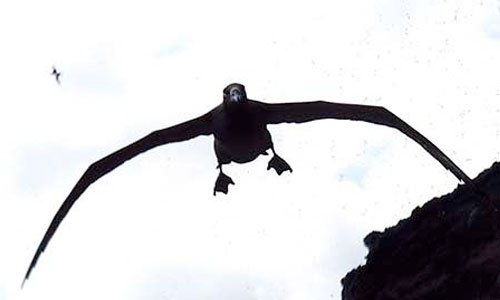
<box><xmin>22</xmin><ymin>111</ymin><xmax>214</xmax><ymax>286</ymax></box>
<box><xmin>258</xmin><ymin>100</ymin><xmax>472</xmax><ymax>185</ymax></box>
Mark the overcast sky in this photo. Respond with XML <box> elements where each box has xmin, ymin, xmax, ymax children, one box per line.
<box><xmin>1</xmin><ymin>0</ymin><xmax>500</xmax><ymax>299</ymax></box>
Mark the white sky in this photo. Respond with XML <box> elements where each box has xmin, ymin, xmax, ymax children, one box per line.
<box><xmin>1</xmin><ymin>0</ymin><xmax>500</xmax><ymax>299</ymax></box>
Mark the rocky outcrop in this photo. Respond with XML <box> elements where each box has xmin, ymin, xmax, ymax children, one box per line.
<box><xmin>342</xmin><ymin>162</ymin><xmax>500</xmax><ymax>300</ymax></box>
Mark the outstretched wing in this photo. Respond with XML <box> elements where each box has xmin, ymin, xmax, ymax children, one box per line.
<box><xmin>23</xmin><ymin>111</ymin><xmax>214</xmax><ymax>285</ymax></box>
<box><xmin>258</xmin><ymin>100</ymin><xmax>472</xmax><ymax>185</ymax></box>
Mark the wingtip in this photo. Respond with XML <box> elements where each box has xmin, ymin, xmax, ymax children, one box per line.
<box><xmin>22</xmin><ymin>255</ymin><xmax>38</xmax><ymax>289</ymax></box>
<box><xmin>21</xmin><ymin>268</ymin><xmax>32</xmax><ymax>289</ymax></box>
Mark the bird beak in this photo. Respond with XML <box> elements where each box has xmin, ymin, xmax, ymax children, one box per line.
<box><xmin>231</xmin><ymin>95</ymin><xmax>242</xmax><ymax>102</ymax></box>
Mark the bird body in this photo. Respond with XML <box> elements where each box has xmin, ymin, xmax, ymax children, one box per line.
<box><xmin>22</xmin><ymin>82</ymin><xmax>474</xmax><ymax>285</ymax></box>
<box><xmin>212</xmin><ymin>101</ymin><xmax>272</xmax><ymax>164</ymax></box>
<box><xmin>51</xmin><ymin>66</ymin><xmax>61</xmax><ymax>84</ymax></box>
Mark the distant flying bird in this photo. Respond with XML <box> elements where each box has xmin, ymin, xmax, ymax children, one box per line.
<box><xmin>51</xmin><ymin>66</ymin><xmax>61</xmax><ymax>84</ymax></box>
<box><xmin>22</xmin><ymin>83</ymin><xmax>474</xmax><ymax>286</ymax></box>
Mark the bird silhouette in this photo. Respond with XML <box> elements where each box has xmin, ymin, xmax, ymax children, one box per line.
<box><xmin>51</xmin><ymin>66</ymin><xmax>61</xmax><ymax>85</ymax></box>
<box><xmin>22</xmin><ymin>83</ymin><xmax>473</xmax><ymax>286</ymax></box>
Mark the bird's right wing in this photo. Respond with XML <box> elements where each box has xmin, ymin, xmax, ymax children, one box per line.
<box><xmin>23</xmin><ymin>111</ymin><xmax>214</xmax><ymax>286</ymax></box>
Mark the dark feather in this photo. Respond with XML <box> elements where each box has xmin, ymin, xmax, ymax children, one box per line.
<box><xmin>22</xmin><ymin>111</ymin><xmax>213</xmax><ymax>285</ymax></box>
<box><xmin>257</xmin><ymin>100</ymin><xmax>472</xmax><ymax>185</ymax></box>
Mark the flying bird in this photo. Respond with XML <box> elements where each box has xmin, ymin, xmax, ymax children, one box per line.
<box><xmin>22</xmin><ymin>83</ymin><xmax>473</xmax><ymax>286</ymax></box>
<box><xmin>51</xmin><ymin>66</ymin><xmax>61</xmax><ymax>84</ymax></box>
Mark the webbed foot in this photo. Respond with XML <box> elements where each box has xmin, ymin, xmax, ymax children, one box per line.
<box><xmin>267</xmin><ymin>154</ymin><xmax>293</xmax><ymax>175</ymax></box>
<box><xmin>214</xmin><ymin>172</ymin><xmax>234</xmax><ymax>196</ymax></box>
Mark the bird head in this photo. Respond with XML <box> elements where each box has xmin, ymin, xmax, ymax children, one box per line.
<box><xmin>223</xmin><ymin>83</ymin><xmax>247</xmax><ymax>105</ymax></box>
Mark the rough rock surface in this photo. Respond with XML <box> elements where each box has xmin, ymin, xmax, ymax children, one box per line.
<box><xmin>342</xmin><ymin>162</ymin><xmax>500</xmax><ymax>300</ymax></box>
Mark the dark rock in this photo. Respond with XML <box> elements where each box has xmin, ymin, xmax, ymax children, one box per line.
<box><xmin>342</xmin><ymin>162</ymin><xmax>500</xmax><ymax>300</ymax></box>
